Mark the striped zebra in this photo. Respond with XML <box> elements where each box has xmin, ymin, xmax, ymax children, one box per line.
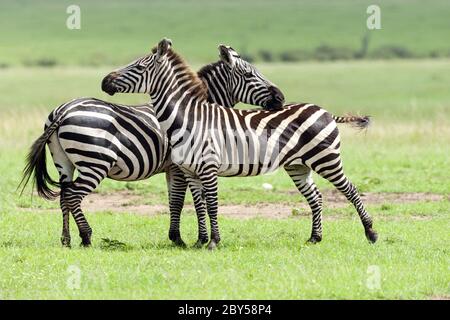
<box><xmin>116</xmin><ymin>45</ymin><xmax>370</xmax><ymax>247</ymax></box>
<box><xmin>19</xmin><ymin>44</ymin><xmax>285</xmax><ymax>248</ymax></box>
<box><xmin>101</xmin><ymin>38</ymin><xmax>378</xmax><ymax>249</ymax></box>
<box><xmin>166</xmin><ymin>45</ymin><xmax>285</xmax><ymax>247</ymax></box>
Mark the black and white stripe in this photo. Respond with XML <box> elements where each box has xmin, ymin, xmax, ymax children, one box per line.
<box><xmin>102</xmin><ymin>38</ymin><xmax>378</xmax><ymax>249</ymax></box>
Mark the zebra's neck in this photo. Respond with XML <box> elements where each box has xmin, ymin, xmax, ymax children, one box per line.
<box><xmin>150</xmin><ymin>58</ymin><xmax>207</xmax><ymax>134</ymax></box>
<box><xmin>197</xmin><ymin>61</ymin><xmax>236</xmax><ymax>108</ymax></box>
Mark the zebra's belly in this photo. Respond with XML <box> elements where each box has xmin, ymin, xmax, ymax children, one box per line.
<box><xmin>214</xmin><ymin>142</ymin><xmax>291</xmax><ymax>177</ymax></box>
<box><xmin>106</xmin><ymin>170</ymin><xmax>158</xmax><ymax>181</ymax></box>
<box><xmin>217</xmin><ymin>163</ymin><xmax>280</xmax><ymax>177</ymax></box>
<box><xmin>58</xmin><ymin>128</ymin><xmax>167</xmax><ymax>182</ymax></box>
<box><xmin>106</xmin><ymin>157</ymin><xmax>167</xmax><ymax>181</ymax></box>
<box><xmin>176</xmin><ymin>146</ymin><xmax>290</xmax><ymax>177</ymax></box>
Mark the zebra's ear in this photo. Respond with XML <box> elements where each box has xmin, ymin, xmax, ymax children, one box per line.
<box><xmin>218</xmin><ymin>44</ymin><xmax>237</xmax><ymax>68</ymax></box>
<box><xmin>156</xmin><ymin>38</ymin><xmax>172</xmax><ymax>62</ymax></box>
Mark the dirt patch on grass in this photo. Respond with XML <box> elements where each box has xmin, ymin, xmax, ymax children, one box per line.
<box><xmin>75</xmin><ymin>190</ymin><xmax>445</xmax><ymax>219</ymax></box>
<box><xmin>83</xmin><ymin>191</ymin><xmax>168</xmax><ymax>215</ymax></box>
<box><xmin>21</xmin><ymin>190</ymin><xmax>444</xmax><ymax>219</ymax></box>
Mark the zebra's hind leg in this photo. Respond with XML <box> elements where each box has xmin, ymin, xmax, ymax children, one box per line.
<box><xmin>285</xmin><ymin>165</ymin><xmax>323</xmax><ymax>244</ymax></box>
<box><xmin>315</xmin><ymin>159</ymin><xmax>378</xmax><ymax>243</ymax></box>
<box><xmin>60</xmin><ymin>189</ymin><xmax>71</xmax><ymax>247</ymax></box>
<box><xmin>166</xmin><ymin>166</ymin><xmax>187</xmax><ymax>247</ymax></box>
<box><xmin>59</xmin><ymin>175</ymin><xmax>74</xmax><ymax>247</ymax></box>
<box><xmin>48</xmin><ymin>134</ymin><xmax>74</xmax><ymax>247</ymax></box>
<box><xmin>187</xmin><ymin>177</ymin><xmax>208</xmax><ymax>248</ymax></box>
<box><xmin>64</xmin><ymin>171</ymin><xmax>106</xmax><ymax>247</ymax></box>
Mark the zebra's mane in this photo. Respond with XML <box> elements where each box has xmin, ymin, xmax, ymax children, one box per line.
<box><xmin>197</xmin><ymin>61</ymin><xmax>225</xmax><ymax>79</ymax></box>
<box><xmin>152</xmin><ymin>47</ymin><xmax>208</xmax><ymax>101</ymax></box>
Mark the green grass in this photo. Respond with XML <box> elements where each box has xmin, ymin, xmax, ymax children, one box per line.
<box><xmin>1</xmin><ymin>0</ymin><xmax>450</xmax><ymax>65</ymax></box>
<box><xmin>0</xmin><ymin>202</ymin><xmax>448</xmax><ymax>299</ymax></box>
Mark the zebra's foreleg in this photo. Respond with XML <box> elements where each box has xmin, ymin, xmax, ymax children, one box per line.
<box><xmin>187</xmin><ymin>177</ymin><xmax>208</xmax><ymax>248</ymax></box>
<box><xmin>199</xmin><ymin>170</ymin><xmax>220</xmax><ymax>250</ymax></box>
<box><xmin>285</xmin><ymin>165</ymin><xmax>323</xmax><ymax>244</ymax></box>
<box><xmin>166</xmin><ymin>166</ymin><xmax>187</xmax><ymax>247</ymax></box>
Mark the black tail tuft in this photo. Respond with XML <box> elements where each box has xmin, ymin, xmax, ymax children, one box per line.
<box><xmin>350</xmin><ymin>115</ymin><xmax>371</xmax><ymax>130</ymax></box>
<box><xmin>332</xmin><ymin>114</ymin><xmax>371</xmax><ymax>130</ymax></box>
<box><xmin>18</xmin><ymin>117</ymin><xmax>63</xmax><ymax>200</ymax></box>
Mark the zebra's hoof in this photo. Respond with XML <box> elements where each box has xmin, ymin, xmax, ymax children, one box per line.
<box><xmin>365</xmin><ymin>228</ymin><xmax>378</xmax><ymax>244</ymax></box>
<box><xmin>80</xmin><ymin>241</ymin><xmax>91</xmax><ymax>247</ymax></box>
<box><xmin>61</xmin><ymin>237</ymin><xmax>71</xmax><ymax>248</ymax></box>
<box><xmin>80</xmin><ymin>232</ymin><xmax>92</xmax><ymax>247</ymax></box>
<box><xmin>306</xmin><ymin>235</ymin><xmax>322</xmax><ymax>244</ymax></box>
<box><xmin>173</xmin><ymin>238</ymin><xmax>187</xmax><ymax>248</ymax></box>
<box><xmin>207</xmin><ymin>240</ymin><xmax>218</xmax><ymax>250</ymax></box>
<box><xmin>80</xmin><ymin>239</ymin><xmax>91</xmax><ymax>248</ymax></box>
<box><xmin>192</xmin><ymin>239</ymin><xmax>207</xmax><ymax>249</ymax></box>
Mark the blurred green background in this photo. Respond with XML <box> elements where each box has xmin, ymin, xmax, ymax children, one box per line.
<box><xmin>1</xmin><ymin>0</ymin><xmax>450</xmax><ymax>66</ymax></box>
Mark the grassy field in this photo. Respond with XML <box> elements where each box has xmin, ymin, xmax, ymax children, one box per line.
<box><xmin>0</xmin><ymin>208</ymin><xmax>448</xmax><ymax>299</ymax></box>
<box><xmin>0</xmin><ymin>58</ymin><xmax>449</xmax><ymax>299</ymax></box>
<box><xmin>1</xmin><ymin>0</ymin><xmax>450</xmax><ymax>65</ymax></box>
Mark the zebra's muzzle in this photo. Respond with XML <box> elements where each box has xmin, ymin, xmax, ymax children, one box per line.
<box><xmin>265</xmin><ymin>86</ymin><xmax>285</xmax><ymax>110</ymax></box>
<box><xmin>101</xmin><ymin>73</ymin><xmax>118</xmax><ymax>96</ymax></box>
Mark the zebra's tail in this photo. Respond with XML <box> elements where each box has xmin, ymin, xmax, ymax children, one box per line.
<box><xmin>332</xmin><ymin>114</ymin><xmax>371</xmax><ymax>130</ymax></box>
<box><xmin>18</xmin><ymin>114</ymin><xmax>63</xmax><ymax>200</ymax></box>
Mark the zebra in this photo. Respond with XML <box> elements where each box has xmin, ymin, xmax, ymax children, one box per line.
<box><xmin>166</xmin><ymin>44</ymin><xmax>285</xmax><ymax>247</ymax></box>
<box><xmin>19</xmin><ymin>44</ymin><xmax>285</xmax><ymax>248</ymax></box>
<box><xmin>101</xmin><ymin>38</ymin><xmax>378</xmax><ymax>250</ymax></box>
<box><xmin>109</xmin><ymin>44</ymin><xmax>371</xmax><ymax>247</ymax></box>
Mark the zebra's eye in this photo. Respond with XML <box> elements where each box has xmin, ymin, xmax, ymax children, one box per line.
<box><xmin>136</xmin><ymin>65</ymin><xmax>146</xmax><ymax>71</ymax></box>
<box><xmin>244</xmin><ymin>71</ymin><xmax>253</xmax><ymax>78</ymax></box>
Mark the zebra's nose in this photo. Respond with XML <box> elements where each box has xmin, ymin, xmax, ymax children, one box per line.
<box><xmin>101</xmin><ymin>72</ymin><xmax>119</xmax><ymax>96</ymax></box>
<box><xmin>269</xmin><ymin>86</ymin><xmax>285</xmax><ymax>103</ymax></box>
<box><xmin>266</xmin><ymin>86</ymin><xmax>285</xmax><ymax>110</ymax></box>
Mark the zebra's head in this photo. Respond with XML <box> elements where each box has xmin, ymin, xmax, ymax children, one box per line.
<box><xmin>217</xmin><ymin>45</ymin><xmax>285</xmax><ymax>110</ymax></box>
<box><xmin>102</xmin><ymin>38</ymin><xmax>176</xmax><ymax>96</ymax></box>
